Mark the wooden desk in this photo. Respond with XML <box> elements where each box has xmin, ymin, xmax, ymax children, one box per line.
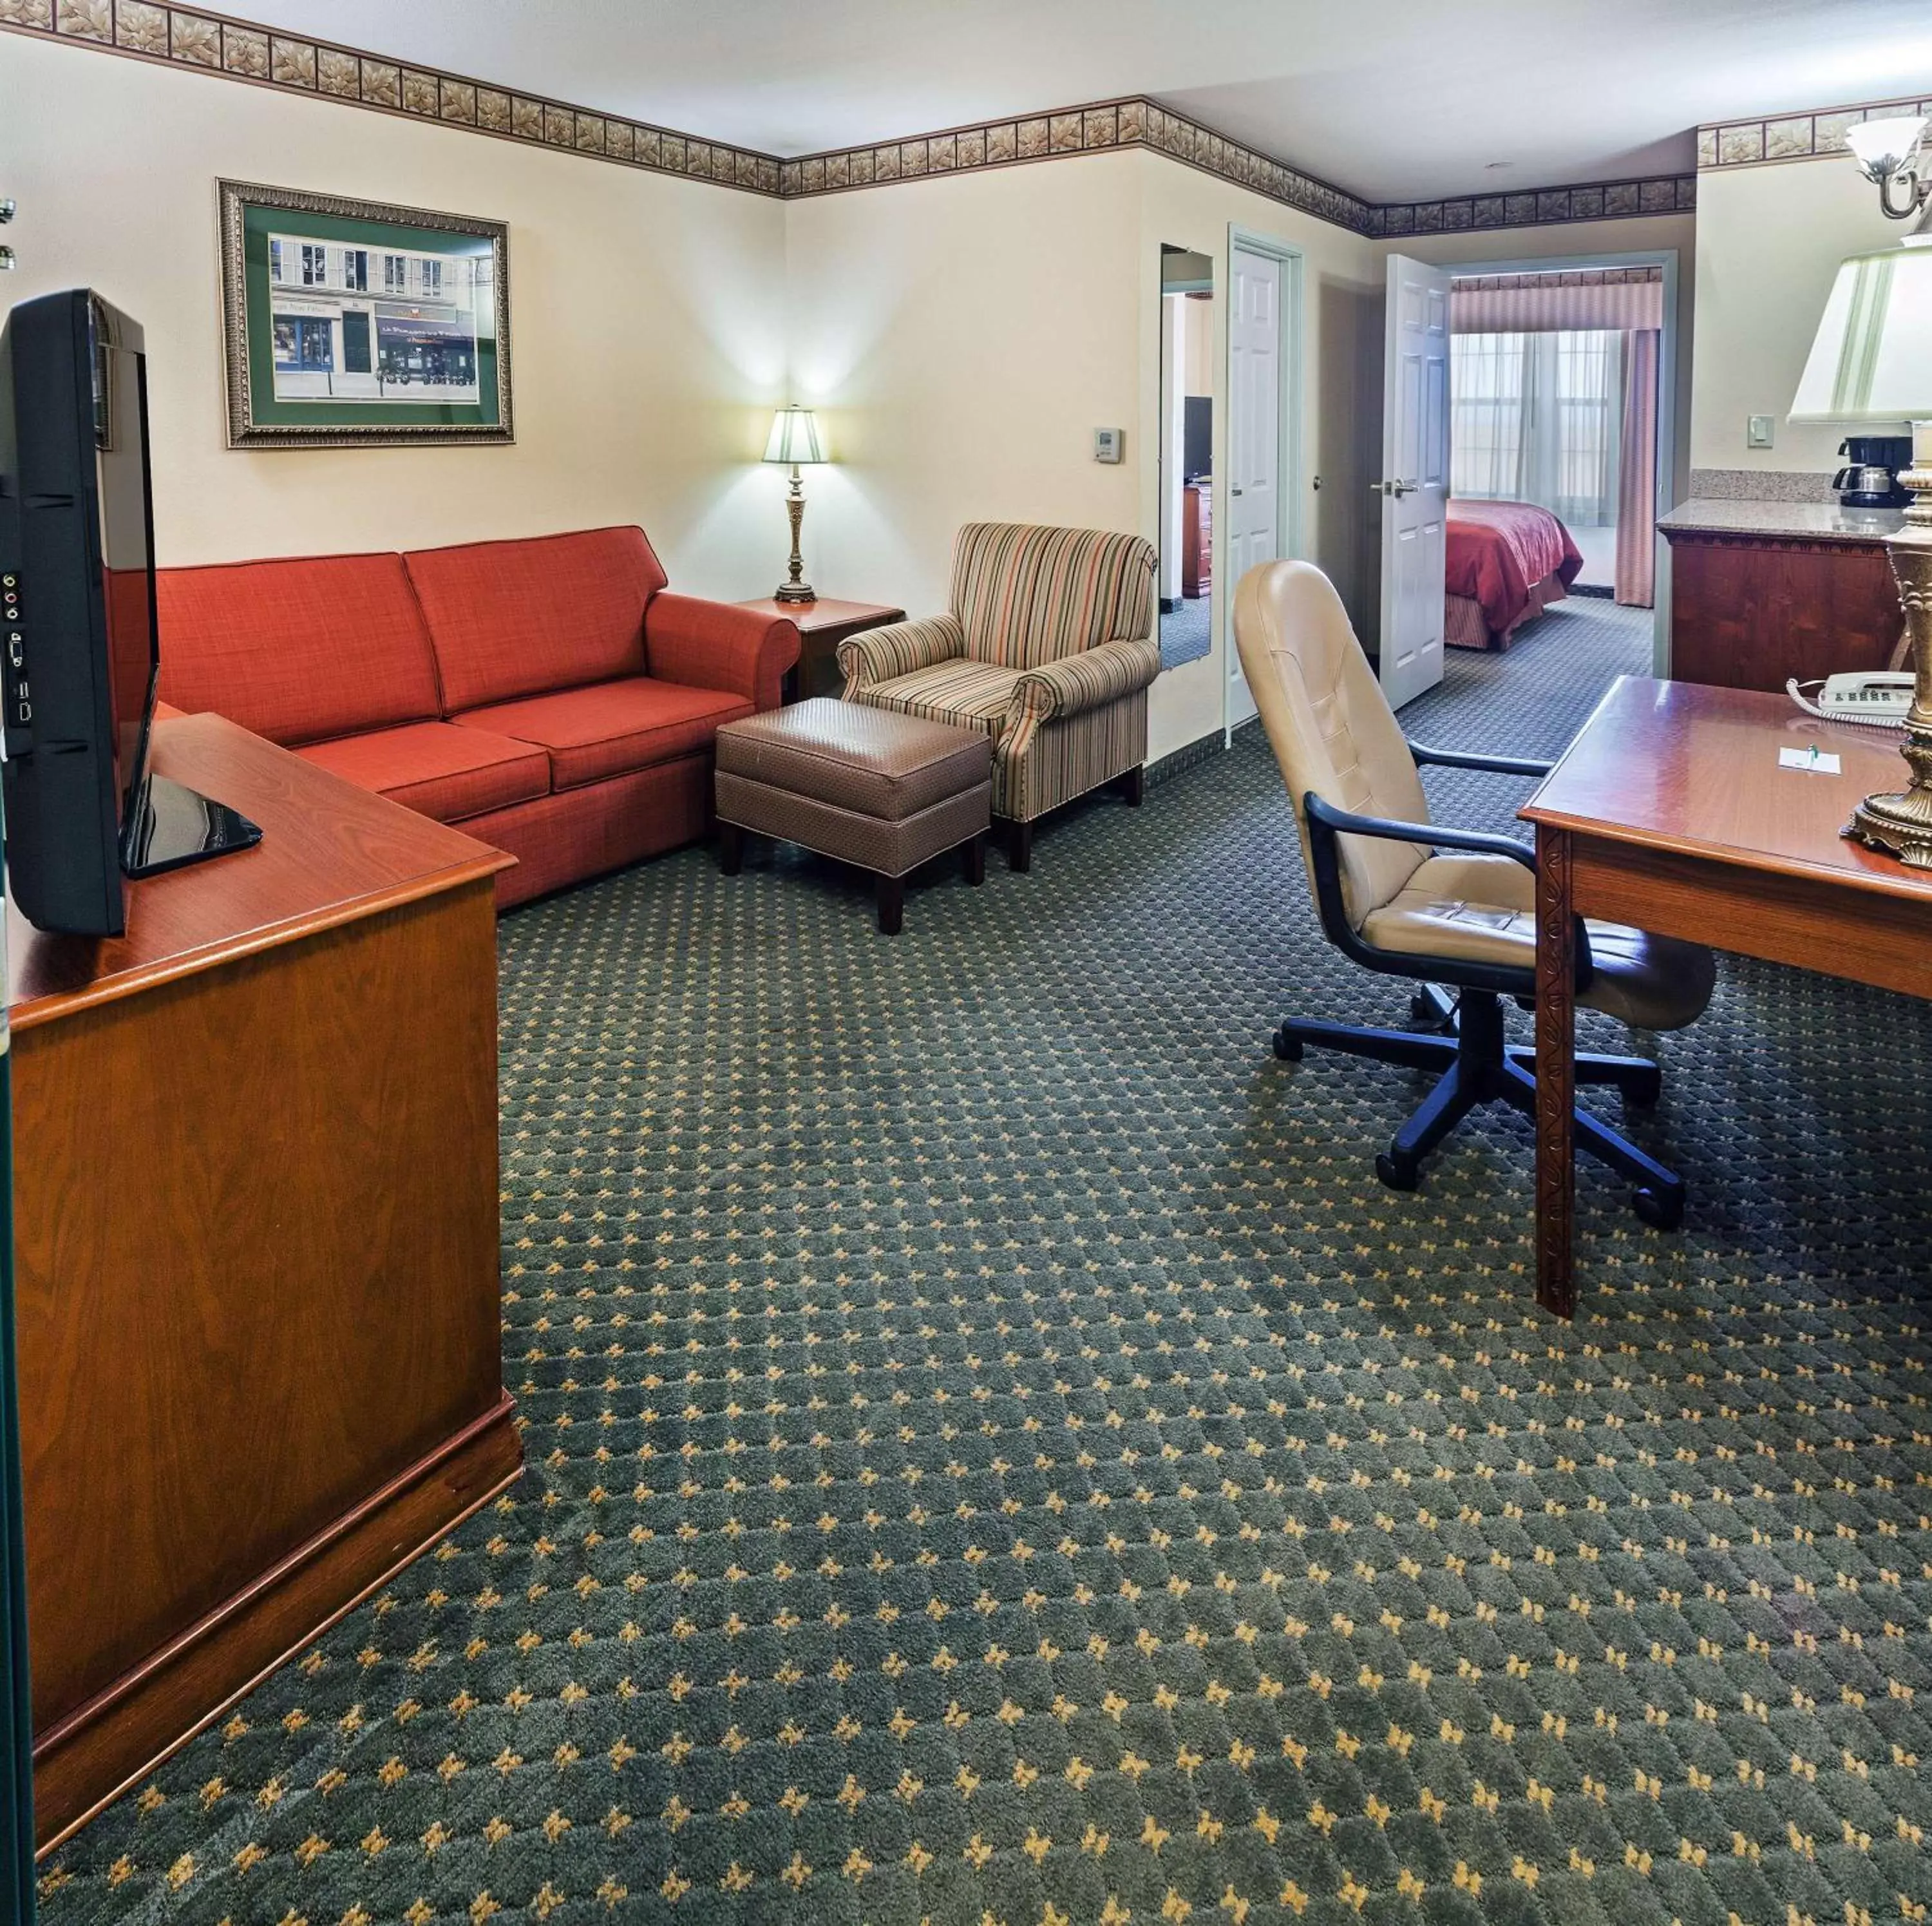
<box><xmin>737</xmin><ymin>598</ymin><xmax>906</xmax><ymax>703</ymax></box>
<box><xmin>10</xmin><ymin>713</ymin><xmax>522</xmax><ymax>1848</ymax></box>
<box><xmin>1521</xmin><ymin>678</ymin><xmax>1932</xmax><ymax>1317</ymax></box>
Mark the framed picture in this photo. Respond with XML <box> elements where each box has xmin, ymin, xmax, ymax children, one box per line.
<box><xmin>217</xmin><ymin>179</ymin><xmax>513</xmax><ymax>448</ymax></box>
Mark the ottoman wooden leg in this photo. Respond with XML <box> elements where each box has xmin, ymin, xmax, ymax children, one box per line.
<box><xmin>719</xmin><ymin>819</ymin><xmax>744</xmax><ymax>875</ymax></box>
<box><xmin>876</xmin><ymin>872</ymin><xmax>904</xmax><ymax>936</ymax></box>
<box><xmin>964</xmin><ymin>832</ymin><xmax>986</xmax><ymax>886</ymax></box>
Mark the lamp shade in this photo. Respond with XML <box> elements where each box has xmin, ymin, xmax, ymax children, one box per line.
<box><xmin>763</xmin><ymin>406</ymin><xmax>826</xmax><ymax>464</ymax></box>
<box><xmin>1790</xmin><ymin>245</ymin><xmax>1932</xmax><ymax>423</ymax></box>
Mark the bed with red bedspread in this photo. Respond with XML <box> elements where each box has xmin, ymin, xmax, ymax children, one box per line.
<box><xmin>1445</xmin><ymin>499</ymin><xmax>1584</xmax><ymax>651</ymax></box>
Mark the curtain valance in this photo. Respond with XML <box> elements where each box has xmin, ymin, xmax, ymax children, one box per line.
<box><xmin>1451</xmin><ymin>268</ymin><xmax>1663</xmax><ymax>334</ymax></box>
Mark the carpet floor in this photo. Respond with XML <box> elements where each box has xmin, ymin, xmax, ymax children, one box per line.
<box><xmin>39</xmin><ymin>595</ymin><xmax>1932</xmax><ymax>1926</ymax></box>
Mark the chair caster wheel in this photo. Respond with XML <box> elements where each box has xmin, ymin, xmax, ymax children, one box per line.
<box><xmin>1633</xmin><ymin>1186</ymin><xmax>1684</xmax><ymax>1230</ymax></box>
<box><xmin>1376</xmin><ymin>1152</ymin><xmax>1419</xmax><ymax>1192</ymax></box>
<box><xmin>1273</xmin><ymin>1029</ymin><xmax>1304</xmax><ymax>1062</ymax></box>
<box><xmin>1410</xmin><ymin>991</ymin><xmax>1454</xmax><ymax>1032</ymax></box>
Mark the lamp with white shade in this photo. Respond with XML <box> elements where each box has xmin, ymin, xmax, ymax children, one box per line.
<box><xmin>762</xmin><ymin>405</ymin><xmax>826</xmax><ymax>605</ymax></box>
<box><xmin>1791</xmin><ymin>240</ymin><xmax>1932</xmax><ymax>863</ymax></box>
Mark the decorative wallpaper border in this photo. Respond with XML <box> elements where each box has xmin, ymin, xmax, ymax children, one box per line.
<box><xmin>0</xmin><ymin>0</ymin><xmax>1699</xmax><ymax>238</ymax></box>
<box><xmin>1370</xmin><ymin>174</ymin><xmax>1695</xmax><ymax>237</ymax></box>
<box><xmin>777</xmin><ymin>96</ymin><xmax>1376</xmax><ymax>234</ymax></box>
<box><xmin>1698</xmin><ymin>90</ymin><xmax>1932</xmax><ymax>169</ymax></box>
<box><xmin>0</xmin><ymin>0</ymin><xmax>785</xmax><ymax>196</ymax></box>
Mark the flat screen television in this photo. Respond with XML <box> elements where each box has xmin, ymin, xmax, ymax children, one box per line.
<box><xmin>1183</xmin><ymin>395</ymin><xmax>1212</xmax><ymax>484</ymax></box>
<box><xmin>0</xmin><ymin>289</ymin><xmax>258</xmax><ymax>937</ymax></box>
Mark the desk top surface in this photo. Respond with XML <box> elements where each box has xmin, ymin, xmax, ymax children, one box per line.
<box><xmin>9</xmin><ymin>712</ymin><xmax>509</xmax><ymax>1029</ymax></box>
<box><xmin>1521</xmin><ymin>676</ymin><xmax>1932</xmax><ymax>904</ymax></box>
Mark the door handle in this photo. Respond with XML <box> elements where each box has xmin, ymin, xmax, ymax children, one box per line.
<box><xmin>1370</xmin><ymin>479</ymin><xmax>1419</xmax><ymax>497</ymax></box>
<box><xmin>1231</xmin><ymin>486</ymin><xmax>1243</xmax><ymax>497</ymax></box>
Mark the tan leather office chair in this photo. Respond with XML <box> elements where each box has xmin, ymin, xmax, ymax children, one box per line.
<box><xmin>1234</xmin><ymin>559</ymin><xmax>1716</xmax><ymax>1226</ymax></box>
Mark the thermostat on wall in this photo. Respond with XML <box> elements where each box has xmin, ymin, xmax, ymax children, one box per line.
<box><xmin>1094</xmin><ymin>427</ymin><xmax>1124</xmax><ymax>464</ymax></box>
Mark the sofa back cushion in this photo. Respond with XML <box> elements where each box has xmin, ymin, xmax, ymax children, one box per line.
<box><xmin>155</xmin><ymin>551</ymin><xmax>442</xmax><ymax>748</ymax></box>
<box><xmin>950</xmin><ymin>522</ymin><xmax>1157</xmax><ymax>669</ymax></box>
<box><xmin>406</xmin><ymin>526</ymin><xmax>669</xmax><ymax>712</ymax></box>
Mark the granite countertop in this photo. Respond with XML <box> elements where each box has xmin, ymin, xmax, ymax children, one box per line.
<box><xmin>1658</xmin><ymin>497</ymin><xmax>1906</xmax><ymax>544</ymax></box>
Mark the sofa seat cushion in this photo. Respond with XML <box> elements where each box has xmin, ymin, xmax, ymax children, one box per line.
<box><xmin>846</xmin><ymin>659</ymin><xmax>1021</xmax><ymax>739</ymax></box>
<box><xmin>156</xmin><ymin>551</ymin><xmax>443</xmax><ymax>748</ymax></box>
<box><xmin>454</xmin><ymin>676</ymin><xmax>752</xmax><ymax>791</ymax></box>
<box><xmin>406</xmin><ymin>527</ymin><xmax>669</xmax><ymax>712</ymax></box>
<box><xmin>296</xmin><ymin>721</ymin><xmax>552</xmax><ymax>823</ymax></box>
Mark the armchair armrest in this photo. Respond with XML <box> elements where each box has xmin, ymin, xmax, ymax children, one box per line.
<box><xmin>1407</xmin><ymin>740</ymin><xmax>1553</xmax><ymax>778</ymax></box>
<box><xmin>836</xmin><ymin>613</ymin><xmax>963</xmax><ymax>695</ymax></box>
<box><xmin>1008</xmin><ymin>636</ymin><xmax>1162</xmax><ymax>726</ymax></box>
<box><xmin>645</xmin><ymin>593</ymin><xmax>799</xmax><ymax>712</ymax></box>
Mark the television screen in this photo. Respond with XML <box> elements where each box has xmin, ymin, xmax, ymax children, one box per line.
<box><xmin>0</xmin><ymin>290</ymin><xmax>256</xmax><ymax>938</ymax></box>
<box><xmin>1183</xmin><ymin>395</ymin><xmax>1211</xmax><ymax>483</ymax></box>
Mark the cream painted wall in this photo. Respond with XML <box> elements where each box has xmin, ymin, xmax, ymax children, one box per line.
<box><xmin>784</xmin><ymin>156</ymin><xmax>1144</xmax><ymax>622</ymax></box>
<box><xmin>1690</xmin><ymin>160</ymin><xmax>1906</xmax><ymax>477</ymax></box>
<box><xmin>784</xmin><ymin>148</ymin><xmax>1379</xmax><ymax>762</ymax></box>
<box><xmin>3</xmin><ymin>32</ymin><xmax>787</xmax><ymax>594</ymax></box>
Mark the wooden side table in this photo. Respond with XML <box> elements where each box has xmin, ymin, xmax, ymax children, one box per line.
<box><xmin>737</xmin><ymin>598</ymin><xmax>907</xmax><ymax>703</ymax></box>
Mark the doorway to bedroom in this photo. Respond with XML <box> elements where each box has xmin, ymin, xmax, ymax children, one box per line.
<box><xmin>1374</xmin><ymin>251</ymin><xmax>1675</xmax><ymax>712</ymax></box>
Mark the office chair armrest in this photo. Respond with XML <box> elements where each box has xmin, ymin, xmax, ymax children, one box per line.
<box><xmin>1303</xmin><ymin>791</ymin><xmax>1595</xmax><ymax>992</ymax></box>
<box><xmin>1304</xmin><ymin>792</ymin><xmax>1536</xmax><ymax>868</ymax></box>
<box><xmin>1406</xmin><ymin>741</ymin><xmax>1553</xmax><ymax>778</ymax></box>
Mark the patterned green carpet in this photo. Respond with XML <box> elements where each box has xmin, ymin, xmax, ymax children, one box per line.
<box><xmin>39</xmin><ymin>599</ymin><xmax>1932</xmax><ymax>1925</ymax></box>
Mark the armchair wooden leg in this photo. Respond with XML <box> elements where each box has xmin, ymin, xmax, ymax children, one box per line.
<box><xmin>876</xmin><ymin>872</ymin><xmax>904</xmax><ymax>935</ymax></box>
<box><xmin>718</xmin><ymin>820</ymin><xmax>744</xmax><ymax>875</ymax></box>
<box><xmin>1007</xmin><ymin>819</ymin><xmax>1033</xmax><ymax>873</ymax></box>
<box><xmin>1117</xmin><ymin>765</ymin><xmax>1145</xmax><ymax>807</ymax></box>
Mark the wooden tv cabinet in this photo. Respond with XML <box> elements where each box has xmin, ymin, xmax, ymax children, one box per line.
<box><xmin>6</xmin><ymin>712</ymin><xmax>522</xmax><ymax>1850</ymax></box>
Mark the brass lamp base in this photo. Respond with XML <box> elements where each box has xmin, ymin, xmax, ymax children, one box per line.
<box><xmin>773</xmin><ymin>464</ymin><xmax>817</xmax><ymax>605</ymax></box>
<box><xmin>1846</xmin><ymin>432</ymin><xmax>1932</xmax><ymax>866</ymax></box>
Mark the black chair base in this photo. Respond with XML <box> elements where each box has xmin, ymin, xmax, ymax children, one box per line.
<box><xmin>1273</xmin><ymin>987</ymin><xmax>1684</xmax><ymax>1228</ymax></box>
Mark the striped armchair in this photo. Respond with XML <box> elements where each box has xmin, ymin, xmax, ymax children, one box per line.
<box><xmin>837</xmin><ymin>522</ymin><xmax>1160</xmax><ymax>870</ymax></box>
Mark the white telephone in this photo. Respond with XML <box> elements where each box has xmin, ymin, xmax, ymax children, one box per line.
<box><xmin>1786</xmin><ymin>671</ymin><xmax>1914</xmax><ymax>726</ymax></box>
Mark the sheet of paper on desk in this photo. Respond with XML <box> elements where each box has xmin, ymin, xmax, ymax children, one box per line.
<box><xmin>1778</xmin><ymin>746</ymin><xmax>1841</xmax><ymax>774</ymax></box>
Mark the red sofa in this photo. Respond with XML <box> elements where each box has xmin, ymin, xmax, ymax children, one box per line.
<box><xmin>155</xmin><ymin>526</ymin><xmax>798</xmax><ymax>907</ymax></box>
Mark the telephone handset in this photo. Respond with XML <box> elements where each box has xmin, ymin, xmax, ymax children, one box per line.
<box><xmin>1786</xmin><ymin>671</ymin><xmax>1914</xmax><ymax>726</ymax></box>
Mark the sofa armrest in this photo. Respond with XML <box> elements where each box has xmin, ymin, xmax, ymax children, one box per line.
<box><xmin>645</xmin><ymin>592</ymin><xmax>800</xmax><ymax>712</ymax></box>
<box><xmin>1007</xmin><ymin>636</ymin><xmax>1162</xmax><ymax>727</ymax></box>
<box><xmin>837</xmin><ymin>614</ymin><xmax>963</xmax><ymax>694</ymax></box>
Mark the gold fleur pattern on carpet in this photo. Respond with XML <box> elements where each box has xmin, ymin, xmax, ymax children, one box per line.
<box><xmin>36</xmin><ymin>602</ymin><xmax>1932</xmax><ymax>1925</ymax></box>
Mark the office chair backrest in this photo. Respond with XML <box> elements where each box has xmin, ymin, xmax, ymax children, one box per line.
<box><xmin>1233</xmin><ymin>559</ymin><xmax>1432</xmax><ymax>928</ymax></box>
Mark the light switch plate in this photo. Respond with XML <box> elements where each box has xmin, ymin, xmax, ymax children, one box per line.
<box><xmin>1093</xmin><ymin>427</ymin><xmax>1124</xmax><ymax>464</ymax></box>
<box><xmin>1747</xmin><ymin>414</ymin><xmax>1776</xmax><ymax>449</ymax></box>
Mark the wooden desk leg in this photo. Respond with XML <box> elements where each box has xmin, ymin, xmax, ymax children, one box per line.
<box><xmin>1535</xmin><ymin>823</ymin><xmax>1578</xmax><ymax>1319</ymax></box>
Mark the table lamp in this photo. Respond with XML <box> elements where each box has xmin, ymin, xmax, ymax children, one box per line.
<box><xmin>762</xmin><ymin>405</ymin><xmax>826</xmax><ymax>605</ymax></box>
<box><xmin>1791</xmin><ymin>240</ymin><xmax>1932</xmax><ymax>864</ymax></box>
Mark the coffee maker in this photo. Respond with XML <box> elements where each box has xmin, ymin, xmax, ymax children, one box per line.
<box><xmin>1833</xmin><ymin>434</ymin><xmax>1914</xmax><ymax>509</ymax></box>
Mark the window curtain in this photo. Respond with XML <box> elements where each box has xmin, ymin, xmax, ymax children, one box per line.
<box><xmin>1450</xmin><ymin>329</ymin><xmax>1624</xmax><ymax>528</ymax></box>
<box><xmin>1615</xmin><ymin>329</ymin><xmax>1660</xmax><ymax>607</ymax></box>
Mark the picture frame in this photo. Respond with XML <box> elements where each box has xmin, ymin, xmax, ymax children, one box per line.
<box><xmin>217</xmin><ymin>178</ymin><xmax>513</xmax><ymax>448</ymax></box>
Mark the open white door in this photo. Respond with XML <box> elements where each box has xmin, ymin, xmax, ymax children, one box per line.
<box><xmin>1378</xmin><ymin>254</ymin><xmax>1451</xmax><ymax>709</ymax></box>
<box><xmin>1226</xmin><ymin>245</ymin><xmax>1282</xmax><ymax>728</ymax></box>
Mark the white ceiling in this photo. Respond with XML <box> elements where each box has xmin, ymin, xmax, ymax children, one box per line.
<box><xmin>231</xmin><ymin>0</ymin><xmax>1932</xmax><ymax>202</ymax></box>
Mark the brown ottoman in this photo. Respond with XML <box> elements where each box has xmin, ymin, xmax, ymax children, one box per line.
<box><xmin>714</xmin><ymin>698</ymin><xmax>992</xmax><ymax>934</ymax></box>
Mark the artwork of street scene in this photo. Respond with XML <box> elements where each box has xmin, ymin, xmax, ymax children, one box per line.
<box><xmin>267</xmin><ymin>234</ymin><xmax>488</xmax><ymax>403</ymax></box>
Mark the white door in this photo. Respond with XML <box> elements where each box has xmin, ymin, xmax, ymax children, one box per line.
<box><xmin>1227</xmin><ymin>246</ymin><xmax>1283</xmax><ymax>728</ymax></box>
<box><xmin>1378</xmin><ymin>254</ymin><xmax>1452</xmax><ymax>709</ymax></box>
